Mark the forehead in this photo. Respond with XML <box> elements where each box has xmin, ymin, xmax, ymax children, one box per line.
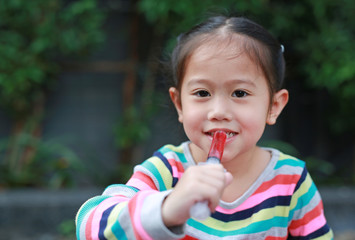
<box><xmin>182</xmin><ymin>44</ymin><xmax>269</xmax><ymax>94</ymax></box>
<box><xmin>185</xmin><ymin>34</ymin><xmax>264</xmax><ymax>75</ymax></box>
<box><xmin>186</xmin><ymin>33</ymin><xmax>263</xmax><ymax>69</ymax></box>
<box><xmin>191</xmin><ymin>39</ymin><xmax>244</xmax><ymax>63</ymax></box>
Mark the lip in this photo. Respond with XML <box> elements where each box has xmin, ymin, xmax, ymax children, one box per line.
<box><xmin>205</xmin><ymin>129</ymin><xmax>238</xmax><ymax>140</ymax></box>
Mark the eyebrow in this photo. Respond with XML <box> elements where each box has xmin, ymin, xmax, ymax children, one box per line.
<box><xmin>186</xmin><ymin>78</ymin><xmax>257</xmax><ymax>87</ymax></box>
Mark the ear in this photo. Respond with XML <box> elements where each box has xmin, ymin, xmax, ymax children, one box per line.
<box><xmin>169</xmin><ymin>87</ymin><xmax>183</xmax><ymax>123</ymax></box>
<box><xmin>266</xmin><ymin>89</ymin><xmax>289</xmax><ymax>125</ymax></box>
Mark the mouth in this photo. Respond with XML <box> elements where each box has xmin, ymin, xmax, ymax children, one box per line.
<box><xmin>206</xmin><ymin>131</ymin><xmax>237</xmax><ymax>138</ymax></box>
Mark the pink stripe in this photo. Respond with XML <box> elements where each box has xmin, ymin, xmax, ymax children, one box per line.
<box><xmin>216</xmin><ymin>184</ymin><xmax>296</xmax><ymax>214</ymax></box>
<box><xmin>132</xmin><ymin>191</ymin><xmax>154</xmax><ymax>240</ymax></box>
<box><xmin>127</xmin><ymin>178</ymin><xmax>153</xmax><ymax>191</ymax></box>
<box><xmin>291</xmin><ymin>214</ymin><xmax>326</xmax><ymax>236</ymax></box>
<box><xmin>171</xmin><ymin>165</ymin><xmax>183</xmax><ymax>178</ymax></box>
<box><xmin>85</xmin><ymin>208</ymin><xmax>95</xmax><ymax>240</ymax></box>
<box><xmin>91</xmin><ymin>196</ymin><xmax>127</xmax><ymax>239</ymax></box>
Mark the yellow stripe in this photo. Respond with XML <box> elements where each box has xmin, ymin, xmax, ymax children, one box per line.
<box><xmin>166</xmin><ymin>144</ymin><xmax>184</xmax><ymax>153</ymax></box>
<box><xmin>279</xmin><ymin>152</ymin><xmax>298</xmax><ymax>161</ymax></box>
<box><xmin>150</xmin><ymin>156</ymin><xmax>173</xmax><ymax>189</ymax></box>
<box><xmin>290</xmin><ymin>173</ymin><xmax>312</xmax><ymax>210</ymax></box>
<box><xmin>202</xmin><ymin>205</ymin><xmax>289</xmax><ymax>231</ymax></box>
<box><xmin>104</xmin><ymin>201</ymin><xmax>128</xmax><ymax>240</ymax></box>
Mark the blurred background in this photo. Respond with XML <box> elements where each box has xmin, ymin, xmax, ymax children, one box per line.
<box><xmin>0</xmin><ymin>0</ymin><xmax>354</xmax><ymax>239</ymax></box>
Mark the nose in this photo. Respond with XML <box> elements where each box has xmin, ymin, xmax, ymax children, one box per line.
<box><xmin>207</xmin><ymin>96</ymin><xmax>232</xmax><ymax>121</ymax></box>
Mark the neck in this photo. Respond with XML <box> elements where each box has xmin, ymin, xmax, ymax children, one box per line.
<box><xmin>222</xmin><ymin>146</ymin><xmax>270</xmax><ymax>178</ymax></box>
<box><xmin>188</xmin><ymin>142</ymin><xmax>271</xmax><ymax>178</ymax></box>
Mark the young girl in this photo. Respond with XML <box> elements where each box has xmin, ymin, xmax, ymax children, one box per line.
<box><xmin>76</xmin><ymin>16</ymin><xmax>333</xmax><ymax>240</ymax></box>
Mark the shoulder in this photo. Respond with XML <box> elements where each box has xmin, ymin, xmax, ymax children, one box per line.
<box><xmin>267</xmin><ymin>148</ymin><xmax>306</xmax><ymax>173</ymax></box>
<box><xmin>132</xmin><ymin>142</ymin><xmax>189</xmax><ymax>190</ymax></box>
<box><xmin>156</xmin><ymin>143</ymin><xmax>186</xmax><ymax>160</ymax></box>
<box><xmin>267</xmin><ymin>148</ymin><xmax>320</xmax><ymax>194</ymax></box>
<box><xmin>260</xmin><ymin>148</ymin><xmax>308</xmax><ymax>189</ymax></box>
<box><xmin>144</xmin><ymin>142</ymin><xmax>189</xmax><ymax>166</ymax></box>
<box><xmin>145</xmin><ymin>142</ymin><xmax>193</xmax><ymax>167</ymax></box>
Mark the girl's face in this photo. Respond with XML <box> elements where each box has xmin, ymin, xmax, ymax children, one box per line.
<box><xmin>170</xmin><ymin>39</ymin><xmax>288</xmax><ymax>163</ymax></box>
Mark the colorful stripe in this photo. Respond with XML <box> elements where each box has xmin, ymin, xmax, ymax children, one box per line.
<box><xmin>76</xmin><ymin>143</ymin><xmax>333</xmax><ymax>239</ymax></box>
<box><xmin>104</xmin><ymin>202</ymin><xmax>128</xmax><ymax>240</ymax></box>
<box><xmin>128</xmin><ymin>191</ymin><xmax>154</xmax><ymax>240</ymax></box>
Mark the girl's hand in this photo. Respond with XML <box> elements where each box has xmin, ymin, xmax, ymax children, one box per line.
<box><xmin>162</xmin><ymin>164</ymin><xmax>233</xmax><ymax>227</ymax></box>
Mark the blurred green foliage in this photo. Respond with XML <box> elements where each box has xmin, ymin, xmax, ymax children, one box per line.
<box><xmin>114</xmin><ymin>94</ymin><xmax>162</xmax><ymax>149</ymax></box>
<box><xmin>113</xmin><ymin>93</ymin><xmax>163</xmax><ymax>182</ymax></box>
<box><xmin>0</xmin><ymin>0</ymin><xmax>105</xmax><ymax>188</ymax></box>
<box><xmin>58</xmin><ymin>219</ymin><xmax>76</xmax><ymax>239</ymax></box>
<box><xmin>0</xmin><ymin>133</ymin><xmax>84</xmax><ymax>189</ymax></box>
<box><xmin>114</xmin><ymin>106</ymin><xmax>151</xmax><ymax>149</ymax></box>
<box><xmin>138</xmin><ymin>0</ymin><xmax>355</xmax><ymax>134</ymax></box>
<box><xmin>0</xmin><ymin>0</ymin><xmax>105</xmax><ymax>119</ymax></box>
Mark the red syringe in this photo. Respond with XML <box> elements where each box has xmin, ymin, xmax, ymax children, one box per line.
<box><xmin>189</xmin><ymin>130</ymin><xmax>227</xmax><ymax>220</ymax></box>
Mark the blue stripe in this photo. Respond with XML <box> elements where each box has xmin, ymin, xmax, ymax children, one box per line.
<box><xmin>212</xmin><ymin>195</ymin><xmax>291</xmax><ymax>222</ymax></box>
<box><xmin>307</xmin><ymin>224</ymin><xmax>332</xmax><ymax>239</ymax></box>
<box><xmin>154</xmin><ymin>151</ymin><xmax>172</xmax><ymax>172</ymax></box>
<box><xmin>99</xmin><ymin>204</ymin><xmax>116</xmax><ymax>240</ymax></box>
<box><xmin>290</xmin><ymin>224</ymin><xmax>332</xmax><ymax>240</ymax></box>
<box><xmin>289</xmin><ymin>170</ymin><xmax>317</xmax><ymax>219</ymax></box>
<box><xmin>159</xmin><ymin>144</ymin><xmax>187</xmax><ymax>163</ymax></box>
<box><xmin>142</xmin><ymin>160</ymin><xmax>167</xmax><ymax>191</ymax></box>
<box><xmin>76</xmin><ymin>196</ymin><xmax>110</xmax><ymax>239</ymax></box>
<box><xmin>294</xmin><ymin>167</ymin><xmax>308</xmax><ymax>193</ymax></box>
<box><xmin>154</xmin><ymin>151</ymin><xmax>179</xmax><ymax>187</ymax></box>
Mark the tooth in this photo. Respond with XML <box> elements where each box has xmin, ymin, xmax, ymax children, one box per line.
<box><xmin>227</xmin><ymin>132</ymin><xmax>234</xmax><ymax>138</ymax></box>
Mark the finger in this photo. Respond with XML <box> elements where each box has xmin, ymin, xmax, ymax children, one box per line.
<box><xmin>198</xmin><ymin>164</ymin><xmax>226</xmax><ymax>181</ymax></box>
<box><xmin>224</xmin><ymin>171</ymin><xmax>233</xmax><ymax>186</ymax></box>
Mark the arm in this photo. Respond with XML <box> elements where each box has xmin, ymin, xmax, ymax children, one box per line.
<box><xmin>288</xmin><ymin>167</ymin><xmax>334</xmax><ymax>239</ymax></box>
<box><xmin>75</xmin><ymin>155</ymin><xmax>186</xmax><ymax>240</ymax></box>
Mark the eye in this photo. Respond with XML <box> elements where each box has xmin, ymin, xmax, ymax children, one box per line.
<box><xmin>232</xmin><ymin>90</ymin><xmax>248</xmax><ymax>98</ymax></box>
<box><xmin>194</xmin><ymin>90</ymin><xmax>210</xmax><ymax>97</ymax></box>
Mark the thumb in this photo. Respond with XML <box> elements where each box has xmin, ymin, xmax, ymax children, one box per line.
<box><xmin>224</xmin><ymin>171</ymin><xmax>233</xmax><ymax>186</ymax></box>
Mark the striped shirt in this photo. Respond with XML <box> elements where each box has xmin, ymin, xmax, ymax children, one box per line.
<box><xmin>76</xmin><ymin>142</ymin><xmax>333</xmax><ymax>240</ymax></box>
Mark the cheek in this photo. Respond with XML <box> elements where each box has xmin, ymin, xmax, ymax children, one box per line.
<box><xmin>179</xmin><ymin>103</ymin><xmax>206</xmax><ymax>138</ymax></box>
<box><xmin>181</xmin><ymin>106</ymin><xmax>204</xmax><ymax>128</ymax></box>
<box><xmin>239</xmin><ymin>106</ymin><xmax>268</xmax><ymax>135</ymax></box>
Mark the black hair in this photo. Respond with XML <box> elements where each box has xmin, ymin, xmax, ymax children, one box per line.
<box><xmin>170</xmin><ymin>16</ymin><xmax>285</xmax><ymax>100</ymax></box>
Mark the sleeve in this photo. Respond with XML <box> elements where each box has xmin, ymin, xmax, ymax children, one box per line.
<box><xmin>288</xmin><ymin>167</ymin><xmax>334</xmax><ymax>239</ymax></box>
<box><xmin>75</xmin><ymin>153</ymin><xmax>186</xmax><ymax>240</ymax></box>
